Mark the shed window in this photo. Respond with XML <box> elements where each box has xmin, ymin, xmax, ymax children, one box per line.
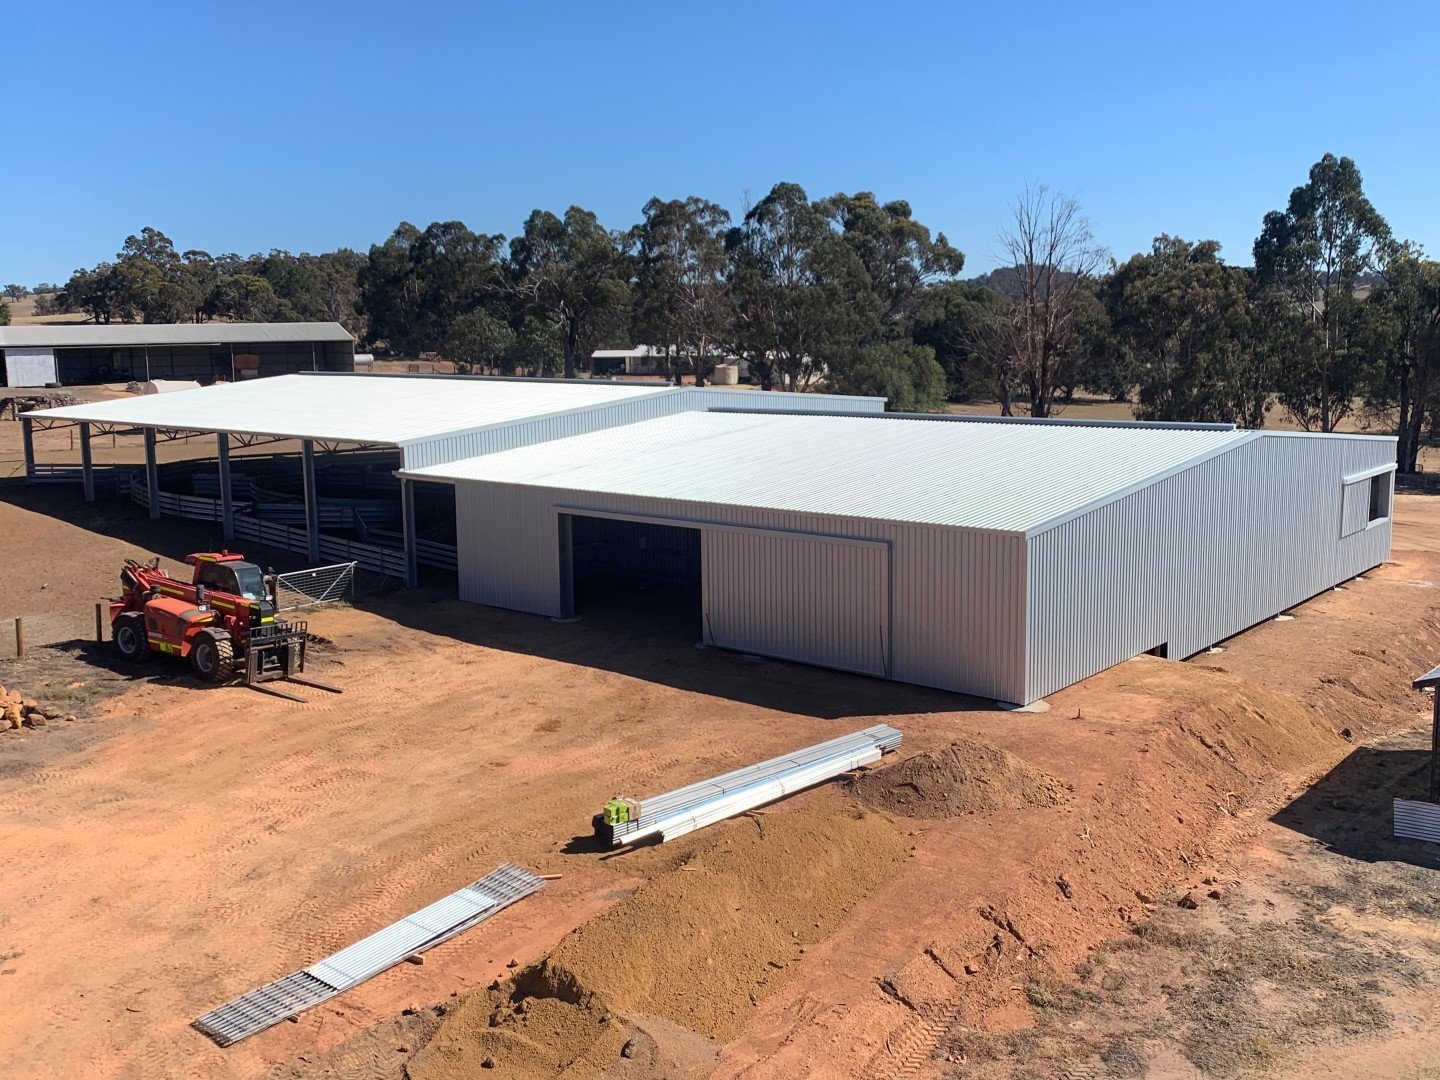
<box><xmin>1369</xmin><ymin>474</ymin><xmax>1391</xmax><ymax>523</ymax></box>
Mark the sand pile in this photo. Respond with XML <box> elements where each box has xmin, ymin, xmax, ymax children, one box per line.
<box><xmin>404</xmin><ymin>975</ymin><xmax>627</xmax><ymax>1080</ymax></box>
<box><xmin>408</xmin><ymin>793</ymin><xmax>907</xmax><ymax>1078</ymax></box>
<box><xmin>850</xmin><ymin>739</ymin><xmax>1071</xmax><ymax>818</ymax></box>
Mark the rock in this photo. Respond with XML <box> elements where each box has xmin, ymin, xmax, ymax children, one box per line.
<box><xmin>621</xmin><ymin>1039</ymin><xmax>637</xmax><ymax>1059</ymax></box>
<box><xmin>506</xmin><ymin>958</ymin><xmax>518</xmax><ymax>969</ymax></box>
<box><xmin>1057</xmin><ymin>875</ymin><xmax>1073</xmax><ymax>899</ymax></box>
<box><xmin>481</xmin><ymin>1057</ymin><xmax>496</xmax><ymax>1069</ymax></box>
<box><xmin>64</xmin><ymin>714</ymin><xmax>76</xmax><ymax>723</ymax></box>
<box><xmin>1341</xmin><ymin>727</ymin><xmax>1354</xmax><ymax>740</ymax></box>
<box><xmin>1178</xmin><ymin>891</ymin><xmax>1200</xmax><ymax>910</ymax></box>
<box><xmin>1135</xmin><ymin>890</ymin><xmax>1155</xmax><ymax>905</ymax></box>
<box><xmin>963</xmin><ymin>963</ymin><xmax>979</xmax><ymax>976</ymax></box>
<box><xmin>21</xmin><ymin>698</ymin><xmax>37</xmax><ymax>712</ymax></box>
<box><xmin>3</xmin><ymin>704</ymin><xmax>23</xmax><ymax>729</ymax></box>
<box><xmin>23</xmin><ymin>714</ymin><xmax>46</xmax><ymax>728</ymax></box>
<box><xmin>1208</xmin><ymin>888</ymin><xmax>1224</xmax><ymax>901</ymax></box>
<box><xmin>1202</xmin><ymin>876</ymin><xmax>1216</xmax><ymax>886</ymax></box>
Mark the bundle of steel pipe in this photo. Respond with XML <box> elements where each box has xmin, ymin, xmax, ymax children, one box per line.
<box><xmin>597</xmin><ymin>724</ymin><xmax>902</xmax><ymax>847</ymax></box>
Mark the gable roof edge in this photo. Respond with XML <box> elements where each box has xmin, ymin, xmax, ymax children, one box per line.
<box><xmin>1022</xmin><ymin>430</ymin><xmax>1264</xmax><ymax>539</ymax></box>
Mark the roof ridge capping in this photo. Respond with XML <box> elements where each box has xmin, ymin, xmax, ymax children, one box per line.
<box><xmin>702</xmin><ymin>406</ymin><xmax>1237</xmax><ymax>433</ymax></box>
<box><xmin>296</xmin><ymin>370</ymin><xmax>670</xmax><ymax>387</ymax></box>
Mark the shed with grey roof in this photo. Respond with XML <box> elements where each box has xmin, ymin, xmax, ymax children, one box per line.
<box><xmin>0</xmin><ymin>322</ymin><xmax>355</xmax><ymax>386</ymax></box>
<box><xmin>402</xmin><ymin>411</ymin><xmax>1397</xmax><ymax>704</ymax></box>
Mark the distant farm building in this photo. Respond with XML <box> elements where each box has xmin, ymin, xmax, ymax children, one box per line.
<box><xmin>0</xmin><ymin>323</ymin><xmax>355</xmax><ymax>387</ymax></box>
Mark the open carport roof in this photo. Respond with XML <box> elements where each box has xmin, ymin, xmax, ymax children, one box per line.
<box><xmin>24</xmin><ymin>372</ymin><xmax>676</xmax><ymax>446</ymax></box>
<box><xmin>401</xmin><ymin>409</ymin><xmax>1262</xmax><ymax>534</ymax></box>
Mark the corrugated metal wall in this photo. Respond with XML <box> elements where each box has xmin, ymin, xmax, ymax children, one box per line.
<box><xmin>453</xmin><ymin>484</ymin><xmax>1029</xmax><ymax>701</ymax></box>
<box><xmin>683</xmin><ymin>388</ymin><xmax>889</xmax><ymax>414</ymax></box>
<box><xmin>703</xmin><ymin>529</ymin><xmax>890</xmax><ymax>676</ymax></box>
<box><xmin>403</xmin><ymin>393</ymin><xmax>694</xmax><ymax>469</ymax></box>
<box><xmin>1023</xmin><ymin>434</ymin><xmax>1396</xmax><ymax>702</ymax></box>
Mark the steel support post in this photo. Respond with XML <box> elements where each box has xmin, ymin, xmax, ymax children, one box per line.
<box><xmin>1430</xmin><ymin>692</ymin><xmax>1440</xmax><ymax>805</ymax></box>
<box><xmin>302</xmin><ymin>439</ymin><xmax>320</xmax><ymax>564</ymax></box>
<box><xmin>144</xmin><ymin>427</ymin><xmax>160</xmax><ymax>518</ymax></box>
<box><xmin>79</xmin><ymin>422</ymin><xmax>95</xmax><ymax>501</ymax></box>
<box><xmin>20</xmin><ymin>415</ymin><xmax>35</xmax><ymax>481</ymax></box>
<box><xmin>400</xmin><ymin>478</ymin><xmax>418</xmax><ymax>588</ymax></box>
<box><xmin>218</xmin><ymin>432</ymin><xmax>235</xmax><ymax>543</ymax></box>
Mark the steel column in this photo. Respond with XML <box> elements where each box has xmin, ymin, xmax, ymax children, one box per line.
<box><xmin>1430</xmin><ymin>691</ymin><xmax>1439</xmax><ymax>805</ymax></box>
<box><xmin>20</xmin><ymin>415</ymin><xmax>35</xmax><ymax>481</ymax></box>
<box><xmin>400</xmin><ymin>478</ymin><xmax>418</xmax><ymax>588</ymax></box>
<box><xmin>79</xmin><ymin>422</ymin><xmax>94</xmax><ymax>501</ymax></box>
<box><xmin>144</xmin><ymin>427</ymin><xmax>160</xmax><ymax>518</ymax></box>
<box><xmin>301</xmin><ymin>439</ymin><xmax>320</xmax><ymax>563</ymax></box>
<box><xmin>217</xmin><ymin>433</ymin><xmax>234</xmax><ymax>542</ymax></box>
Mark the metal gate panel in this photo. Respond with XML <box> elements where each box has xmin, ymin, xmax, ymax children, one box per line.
<box><xmin>702</xmin><ymin>529</ymin><xmax>890</xmax><ymax>677</ymax></box>
<box><xmin>275</xmin><ymin>561</ymin><xmax>357</xmax><ymax>610</ymax></box>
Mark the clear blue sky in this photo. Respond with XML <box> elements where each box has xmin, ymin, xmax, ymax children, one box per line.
<box><xmin>3</xmin><ymin>0</ymin><xmax>1437</xmax><ymax>286</ymax></box>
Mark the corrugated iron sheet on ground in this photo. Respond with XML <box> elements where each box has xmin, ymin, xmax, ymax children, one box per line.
<box><xmin>193</xmin><ymin>863</ymin><xmax>543</xmax><ymax>1047</ymax></box>
<box><xmin>1395</xmin><ymin>798</ymin><xmax>1440</xmax><ymax>843</ymax></box>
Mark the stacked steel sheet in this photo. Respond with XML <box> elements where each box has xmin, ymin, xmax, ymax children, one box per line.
<box><xmin>596</xmin><ymin>724</ymin><xmax>903</xmax><ymax>847</ymax></box>
<box><xmin>193</xmin><ymin>863</ymin><xmax>544</xmax><ymax>1046</ymax></box>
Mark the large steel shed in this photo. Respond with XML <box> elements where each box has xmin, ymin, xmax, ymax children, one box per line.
<box><xmin>400</xmin><ymin>410</ymin><xmax>1397</xmax><ymax>704</ymax></box>
<box><xmin>24</xmin><ymin>373</ymin><xmax>882</xmax><ymax>584</ymax></box>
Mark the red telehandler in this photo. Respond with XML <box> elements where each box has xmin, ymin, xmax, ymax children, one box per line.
<box><xmin>110</xmin><ymin>551</ymin><xmax>341</xmax><ymax>702</ymax></box>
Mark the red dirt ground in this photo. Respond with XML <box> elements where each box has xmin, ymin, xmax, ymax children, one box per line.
<box><xmin>0</xmin><ymin>486</ymin><xmax>1436</xmax><ymax>1080</ymax></box>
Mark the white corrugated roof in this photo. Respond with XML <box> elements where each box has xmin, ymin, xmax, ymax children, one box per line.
<box><xmin>26</xmin><ymin>373</ymin><xmax>675</xmax><ymax>445</ymax></box>
<box><xmin>401</xmin><ymin>411</ymin><xmax>1258</xmax><ymax>533</ymax></box>
<box><xmin>0</xmin><ymin>322</ymin><xmax>353</xmax><ymax>348</ymax></box>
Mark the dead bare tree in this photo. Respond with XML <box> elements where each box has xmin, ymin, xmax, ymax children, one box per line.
<box><xmin>975</xmin><ymin>186</ymin><xmax>1107</xmax><ymax>416</ymax></box>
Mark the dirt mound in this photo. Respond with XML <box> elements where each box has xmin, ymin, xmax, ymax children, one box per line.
<box><xmin>404</xmin><ymin>975</ymin><xmax>627</xmax><ymax>1080</ymax></box>
<box><xmin>851</xmin><ymin>739</ymin><xmax>1071</xmax><ymax>818</ymax></box>
<box><xmin>409</xmin><ymin>792</ymin><xmax>907</xmax><ymax>1076</ymax></box>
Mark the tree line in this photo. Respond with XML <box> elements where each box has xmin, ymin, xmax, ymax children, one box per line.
<box><xmin>14</xmin><ymin>154</ymin><xmax>1440</xmax><ymax>471</ymax></box>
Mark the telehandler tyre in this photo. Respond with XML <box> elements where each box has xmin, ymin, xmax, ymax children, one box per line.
<box><xmin>112</xmin><ymin>612</ymin><xmax>151</xmax><ymax>662</ymax></box>
<box><xmin>190</xmin><ymin>629</ymin><xmax>236</xmax><ymax>683</ymax></box>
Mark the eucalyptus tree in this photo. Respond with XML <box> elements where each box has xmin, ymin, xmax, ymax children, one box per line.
<box><xmin>1365</xmin><ymin>250</ymin><xmax>1440</xmax><ymax>471</ymax></box>
<box><xmin>1105</xmin><ymin>236</ymin><xmax>1255</xmax><ymax>423</ymax></box>
<box><xmin>1254</xmin><ymin>153</ymin><xmax>1392</xmax><ymax>431</ymax></box>
<box><xmin>509</xmin><ymin>207</ymin><xmax>631</xmax><ymax>379</ymax></box>
<box><xmin>820</xmin><ymin>192</ymin><xmax>964</xmax><ymax>331</ymax></box>
<box><xmin>726</xmin><ymin>182</ymin><xmax>876</xmax><ymax>391</ymax></box>
<box><xmin>631</xmin><ymin>196</ymin><xmax>732</xmax><ymax>385</ymax></box>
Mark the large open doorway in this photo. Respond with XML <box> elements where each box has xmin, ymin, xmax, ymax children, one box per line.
<box><xmin>562</xmin><ymin>515</ymin><xmax>702</xmax><ymax>640</ymax></box>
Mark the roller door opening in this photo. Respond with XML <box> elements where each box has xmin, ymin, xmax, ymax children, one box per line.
<box><xmin>702</xmin><ymin>530</ymin><xmax>891</xmax><ymax>678</ymax></box>
<box><xmin>561</xmin><ymin>515</ymin><xmax>702</xmax><ymax>640</ymax></box>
